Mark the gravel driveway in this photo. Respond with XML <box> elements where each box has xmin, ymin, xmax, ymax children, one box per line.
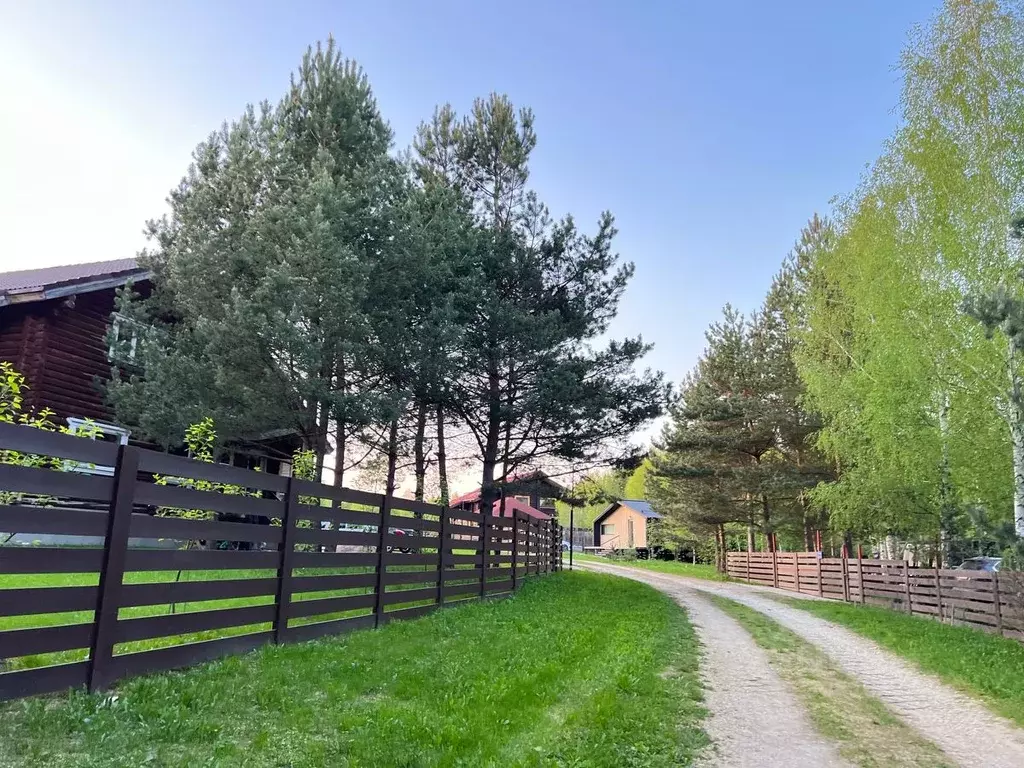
<box><xmin>580</xmin><ymin>561</ymin><xmax>851</xmax><ymax>766</ymax></box>
<box><xmin>580</xmin><ymin>560</ymin><xmax>1024</xmax><ymax>768</ymax></box>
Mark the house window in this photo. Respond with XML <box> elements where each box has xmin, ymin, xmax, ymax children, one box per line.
<box><xmin>601</xmin><ymin>523</ymin><xmax>615</xmax><ymax>535</ymax></box>
<box><xmin>108</xmin><ymin>313</ymin><xmax>141</xmax><ymax>364</ymax></box>
<box><xmin>65</xmin><ymin>419</ymin><xmax>130</xmax><ymax>476</ymax></box>
<box><xmin>514</xmin><ymin>495</ymin><xmax>531</xmax><ymax>506</ymax></box>
<box><xmin>540</xmin><ymin>497</ymin><xmax>557</xmax><ymax>509</ymax></box>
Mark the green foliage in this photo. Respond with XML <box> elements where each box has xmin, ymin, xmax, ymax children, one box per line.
<box><xmin>108</xmin><ymin>38</ymin><xmax>398</xmax><ymax>460</ymax></box>
<box><xmin>109</xmin><ymin>44</ymin><xmax>666</xmax><ymax>509</ymax></box>
<box><xmin>791</xmin><ymin>1</ymin><xmax>1024</xmax><ymax>552</ymax></box>
<box><xmin>414</xmin><ymin>94</ymin><xmax>669</xmax><ymax>509</ymax></box>
<box><xmin>153</xmin><ymin>418</ymin><xmax>254</xmax><ymax>529</ymax></box>
<box><xmin>0</xmin><ymin>361</ymin><xmax>101</xmax><ymax>509</ymax></box>
<box><xmin>650</xmin><ymin>286</ymin><xmax>830</xmax><ymax>561</ymax></box>
<box><xmin>0</xmin><ymin>573</ymin><xmax>708</xmax><ymax>767</ymax></box>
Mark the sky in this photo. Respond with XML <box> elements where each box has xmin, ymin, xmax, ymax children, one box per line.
<box><xmin>0</xmin><ymin>0</ymin><xmax>939</xmax><ymax>395</ymax></box>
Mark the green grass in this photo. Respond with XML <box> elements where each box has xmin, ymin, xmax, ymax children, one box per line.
<box><xmin>709</xmin><ymin>595</ymin><xmax>953</xmax><ymax>767</ymax></box>
<box><xmin>777</xmin><ymin>596</ymin><xmax>1024</xmax><ymax>727</ymax></box>
<box><xmin>0</xmin><ymin>571</ymin><xmax>708</xmax><ymax>767</ymax></box>
<box><xmin>572</xmin><ymin>553</ymin><xmax>728</xmax><ymax>581</ymax></box>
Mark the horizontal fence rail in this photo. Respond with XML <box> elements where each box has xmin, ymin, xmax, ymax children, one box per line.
<box><xmin>0</xmin><ymin>423</ymin><xmax>562</xmax><ymax>701</ymax></box>
<box><xmin>726</xmin><ymin>551</ymin><xmax>1024</xmax><ymax>639</ymax></box>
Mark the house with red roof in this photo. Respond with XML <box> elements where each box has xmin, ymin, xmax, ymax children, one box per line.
<box><xmin>450</xmin><ymin>469</ymin><xmax>566</xmax><ymax>521</ymax></box>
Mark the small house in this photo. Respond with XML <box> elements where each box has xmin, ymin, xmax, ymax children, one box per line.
<box><xmin>592</xmin><ymin>499</ymin><xmax>661</xmax><ymax>550</ymax></box>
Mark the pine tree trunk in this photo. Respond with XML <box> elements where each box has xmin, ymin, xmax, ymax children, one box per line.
<box><xmin>802</xmin><ymin>495</ymin><xmax>813</xmax><ymax>551</ymax></box>
<box><xmin>436</xmin><ymin>404</ymin><xmax>449</xmax><ymax>506</ymax></box>
<box><xmin>479</xmin><ymin>363</ymin><xmax>502</xmax><ymax>515</ymax></box>
<box><xmin>385</xmin><ymin>418</ymin><xmax>399</xmax><ymax>499</ymax></box>
<box><xmin>761</xmin><ymin>494</ymin><xmax>773</xmax><ymax>552</ymax></box>
<box><xmin>747</xmin><ymin>516</ymin><xmax>755</xmax><ymax>552</ymax></box>
<box><xmin>333</xmin><ymin>361</ymin><xmax>346</xmax><ymax>488</ymax></box>
<box><xmin>313</xmin><ymin>401</ymin><xmax>328</xmax><ymax>482</ymax></box>
<box><xmin>413</xmin><ymin>401</ymin><xmax>428</xmax><ymax>502</ymax></box>
<box><xmin>333</xmin><ymin>420</ymin><xmax>345</xmax><ymax>488</ymax></box>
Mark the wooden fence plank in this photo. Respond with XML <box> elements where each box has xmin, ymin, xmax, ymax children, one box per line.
<box><xmin>0</xmin><ymin>585</ymin><xmax>98</xmax><ymax>617</ymax></box>
<box><xmin>0</xmin><ymin>463</ymin><xmax>113</xmax><ymax>502</ymax></box>
<box><xmin>0</xmin><ymin>661</ymin><xmax>90</xmax><ymax>702</ymax></box>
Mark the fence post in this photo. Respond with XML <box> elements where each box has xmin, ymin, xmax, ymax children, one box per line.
<box><xmin>772</xmin><ymin>550</ymin><xmax>778</xmax><ymax>589</ymax></box>
<box><xmin>87</xmin><ymin>445</ymin><xmax>139</xmax><ymax>693</ymax></box>
<box><xmin>993</xmin><ymin>571</ymin><xmax>1003</xmax><ymax>636</ymax></box>
<box><xmin>903</xmin><ymin>562</ymin><xmax>912</xmax><ymax>614</ymax></box>
<box><xmin>857</xmin><ymin>551</ymin><xmax>865</xmax><ymax>604</ymax></box>
<box><xmin>745</xmin><ymin>551</ymin><xmax>751</xmax><ymax>583</ymax></box>
<box><xmin>437</xmin><ymin>505</ymin><xmax>448</xmax><ymax>606</ymax></box>
<box><xmin>817</xmin><ymin>553</ymin><xmax>823</xmax><ymax>597</ymax></box>
<box><xmin>373</xmin><ymin>493</ymin><xmax>392</xmax><ymax>628</ymax></box>
<box><xmin>794</xmin><ymin>553</ymin><xmax>801</xmax><ymax>594</ymax></box>
<box><xmin>510</xmin><ymin>510</ymin><xmax>519</xmax><ymax>590</ymax></box>
<box><xmin>841</xmin><ymin>556</ymin><xmax>850</xmax><ymax>602</ymax></box>
<box><xmin>273</xmin><ymin>477</ymin><xmax>299</xmax><ymax>645</ymax></box>
<box><xmin>523</xmin><ymin>516</ymin><xmax>531</xmax><ymax>579</ymax></box>
<box><xmin>934</xmin><ymin>566</ymin><xmax>944</xmax><ymax>622</ymax></box>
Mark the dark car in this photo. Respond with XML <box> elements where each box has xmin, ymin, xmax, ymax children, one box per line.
<box><xmin>955</xmin><ymin>556</ymin><xmax>1002</xmax><ymax>572</ymax></box>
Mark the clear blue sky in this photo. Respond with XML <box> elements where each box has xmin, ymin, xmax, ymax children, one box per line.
<box><xmin>0</xmin><ymin>0</ymin><xmax>939</xmax><ymax>390</ymax></box>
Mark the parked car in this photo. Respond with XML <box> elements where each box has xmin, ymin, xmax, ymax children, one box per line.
<box><xmin>323</xmin><ymin>521</ymin><xmax>417</xmax><ymax>553</ymax></box>
<box><xmin>955</xmin><ymin>556</ymin><xmax>1002</xmax><ymax>572</ymax></box>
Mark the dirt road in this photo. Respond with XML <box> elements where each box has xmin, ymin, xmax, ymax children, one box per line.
<box><xmin>579</xmin><ymin>560</ymin><xmax>1024</xmax><ymax>768</ymax></box>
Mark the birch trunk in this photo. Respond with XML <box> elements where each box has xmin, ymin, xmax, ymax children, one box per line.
<box><xmin>1004</xmin><ymin>338</ymin><xmax>1024</xmax><ymax>537</ymax></box>
<box><xmin>937</xmin><ymin>390</ymin><xmax>952</xmax><ymax>564</ymax></box>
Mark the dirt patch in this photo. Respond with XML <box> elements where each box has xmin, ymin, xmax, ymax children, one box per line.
<box><xmin>579</xmin><ymin>562</ymin><xmax>850</xmax><ymax>766</ymax></box>
<box><xmin>582</xmin><ymin>561</ymin><xmax>1024</xmax><ymax>768</ymax></box>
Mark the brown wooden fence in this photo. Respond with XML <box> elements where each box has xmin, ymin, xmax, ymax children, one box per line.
<box><xmin>726</xmin><ymin>551</ymin><xmax>1024</xmax><ymax>639</ymax></box>
<box><xmin>0</xmin><ymin>423</ymin><xmax>562</xmax><ymax>702</ymax></box>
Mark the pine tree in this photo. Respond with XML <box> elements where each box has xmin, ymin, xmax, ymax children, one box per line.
<box><xmin>108</xmin><ymin>40</ymin><xmax>396</xmax><ymax>470</ymax></box>
<box><xmin>415</xmin><ymin>95</ymin><xmax>668</xmax><ymax>512</ymax></box>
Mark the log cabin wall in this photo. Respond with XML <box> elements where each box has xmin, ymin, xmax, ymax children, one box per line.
<box><xmin>0</xmin><ymin>288</ymin><xmax>124</xmax><ymax>424</ymax></box>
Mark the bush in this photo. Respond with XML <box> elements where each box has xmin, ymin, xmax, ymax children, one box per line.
<box><xmin>608</xmin><ymin>548</ymin><xmax>638</xmax><ymax>562</ymax></box>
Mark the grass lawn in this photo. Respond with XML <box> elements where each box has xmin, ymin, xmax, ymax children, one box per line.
<box><xmin>0</xmin><ymin>571</ymin><xmax>707</xmax><ymax>767</ymax></box>
<box><xmin>709</xmin><ymin>595</ymin><xmax>952</xmax><ymax>768</ymax></box>
<box><xmin>571</xmin><ymin>553</ymin><xmax>727</xmax><ymax>582</ymax></box>
<box><xmin>778</xmin><ymin>596</ymin><xmax>1024</xmax><ymax>727</ymax></box>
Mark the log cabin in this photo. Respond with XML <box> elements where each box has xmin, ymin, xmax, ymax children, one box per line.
<box><xmin>0</xmin><ymin>258</ymin><xmax>298</xmax><ymax>473</ymax></box>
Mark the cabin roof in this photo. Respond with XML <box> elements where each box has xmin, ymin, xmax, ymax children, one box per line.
<box><xmin>0</xmin><ymin>258</ymin><xmax>149</xmax><ymax>306</ymax></box>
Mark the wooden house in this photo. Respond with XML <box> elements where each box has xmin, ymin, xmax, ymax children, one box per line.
<box><xmin>0</xmin><ymin>258</ymin><xmax>297</xmax><ymax>472</ymax></box>
<box><xmin>592</xmin><ymin>499</ymin><xmax>661</xmax><ymax>550</ymax></box>
<box><xmin>450</xmin><ymin>469</ymin><xmax>565</xmax><ymax>520</ymax></box>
